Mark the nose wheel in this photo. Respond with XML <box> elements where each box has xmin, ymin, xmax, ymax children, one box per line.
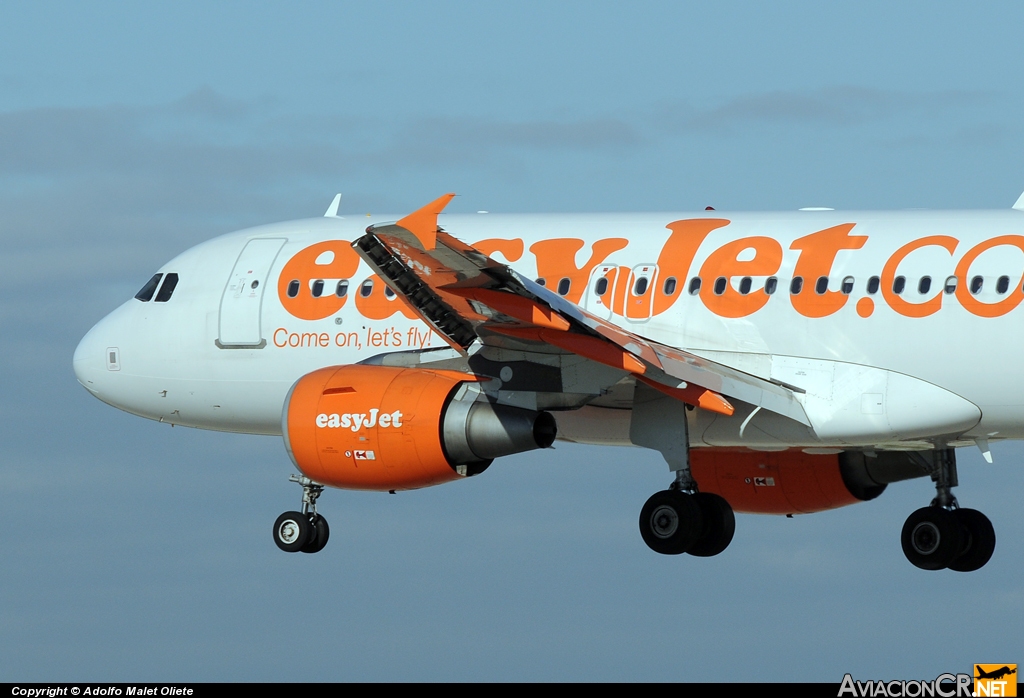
<box><xmin>273</xmin><ymin>475</ymin><xmax>331</xmax><ymax>554</ymax></box>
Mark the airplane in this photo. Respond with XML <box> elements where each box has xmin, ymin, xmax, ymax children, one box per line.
<box><xmin>72</xmin><ymin>191</ymin><xmax>1024</xmax><ymax>571</ymax></box>
<box><xmin>975</xmin><ymin>666</ymin><xmax>1017</xmax><ymax>681</ymax></box>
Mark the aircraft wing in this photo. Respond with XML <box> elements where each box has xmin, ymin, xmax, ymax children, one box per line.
<box><xmin>354</xmin><ymin>194</ymin><xmax>810</xmax><ymax>426</ymax></box>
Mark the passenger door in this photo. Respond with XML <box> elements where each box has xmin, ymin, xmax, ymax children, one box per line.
<box><xmin>218</xmin><ymin>238</ymin><xmax>287</xmax><ymax>348</ymax></box>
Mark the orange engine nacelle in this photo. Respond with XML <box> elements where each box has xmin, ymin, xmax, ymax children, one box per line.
<box><xmin>690</xmin><ymin>449</ymin><xmax>885</xmax><ymax>515</ymax></box>
<box><xmin>283</xmin><ymin>365</ymin><xmax>556</xmax><ymax>491</ymax></box>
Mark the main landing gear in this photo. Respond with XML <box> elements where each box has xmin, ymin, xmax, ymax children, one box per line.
<box><xmin>900</xmin><ymin>448</ymin><xmax>995</xmax><ymax>572</ymax></box>
<box><xmin>639</xmin><ymin>462</ymin><xmax>736</xmax><ymax>557</ymax></box>
<box><xmin>631</xmin><ymin>380</ymin><xmax>735</xmax><ymax>557</ymax></box>
<box><xmin>273</xmin><ymin>474</ymin><xmax>331</xmax><ymax>554</ymax></box>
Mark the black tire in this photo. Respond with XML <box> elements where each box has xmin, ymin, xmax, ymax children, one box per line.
<box><xmin>639</xmin><ymin>490</ymin><xmax>703</xmax><ymax>555</ymax></box>
<box><xmin>273</xmin><ymin>511</ymin><xmax>311</xmax><ymax>553</ymax></box>
<box><xmin>688</xmin><ymin>492</ymin><xmax>736</xmax><ymax>557</ymax></box>
<box><xmin>901</xmin><ymin>506</ymin><xmax>963</xmax><ymax>571</ymax></box>
<box><xmin>301</xmin><ymin>514</ymin><xmax>331</xmax><ymax>554</ymax></box>
<box><xmin>947</xmin><ymin>508</ymin><xmax>995</xmax><ymax>572</ymax></box>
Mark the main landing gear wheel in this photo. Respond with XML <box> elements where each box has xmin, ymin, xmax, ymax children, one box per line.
<box><xmin>901</xmin><ymin>506</ymin><xmax>964</xmax><ymax>571</ymax></box>
<box><xmin>947</xmin><ymin>508</ymin><xmax>995</xmax><ymax>573</ymax></box>
<box><xmin>688</xmin><ymin>492</ymin><xmax>736</xmax><ymax>558</ymax></box>
<box><xmin>639</xmin><ymin>490</ymin><xmax>703</xmax><ymax>555</ymax></box>
<box><xmin>899</xmin><ymin>448</ymin><xmax>996</xmax><ymax>572</ymax></box>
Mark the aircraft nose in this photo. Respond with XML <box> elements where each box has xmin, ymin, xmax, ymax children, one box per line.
<box><xmin>74</xmin><ymin>321</ymin><xmax>108</xmax><ymax>396</ymax></box>
<box><xmin>74</xmin><ymin>307</ymin><xmax>125</xmax><ymax>399</ymax></box>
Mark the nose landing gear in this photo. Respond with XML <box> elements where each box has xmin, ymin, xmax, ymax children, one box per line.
<box><xmin>272</xmin><ymin>474</ymin><xmax>331</xmax><ymax>554</ymax></box>
<box><xmin>900</xmin><ymin>449</ymin><xmax>995</xmax><ymax>572</ymax></box>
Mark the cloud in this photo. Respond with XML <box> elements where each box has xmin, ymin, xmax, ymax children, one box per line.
<box><xmin>655</xmin><ymin>85</ymin><xmax>996</xmax><ymax>133</ymax></box>
<box><xmin>880</xmin><ymin>122</ymin><xmax>1010</xmax><ymax>151</ymax></box>
<box><xmin>398</xmin><ymin>116</ymin><xmax>639</xmax><ymax>150</ymax></box>
<box><xmin>0</xmin><ymin>89</ymin><xmax>640</xmax><ymax>186</ymax></box>
<box><xmin>0</xmin><ymin>89</ymin><xmax>648</xmax><ymax>311</ymax></box>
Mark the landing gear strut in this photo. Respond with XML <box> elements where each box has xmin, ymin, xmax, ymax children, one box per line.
<box><xmin>900</xmin><ymin>449</ymin><xmax>995</xmax><ymax>572</ymax></box>
<box><xmin>273</xmin><ymin>474</ymin><xmax>331</xmax><ymax>554</ymax></box>
<box><xmin>632</xmin><ymin>384</ymin><xmax>735</xmax><ymax>558</ymax></box>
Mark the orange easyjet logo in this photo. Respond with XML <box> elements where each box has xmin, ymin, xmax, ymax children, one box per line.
<box><xmin>316</xmin><ymin>409</ymin><xmax>404</xmax><ymax>431</ymax></box>
<box><xmin>277</xmin><ymin>220</ymin><xmax>1024</xmax><ymax>322</ymax></box>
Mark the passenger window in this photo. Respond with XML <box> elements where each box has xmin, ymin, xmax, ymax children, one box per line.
<box><xmin>893</xmin><ymin>276</ymin><xmax>906</xmax><ymax>295</ymax></box>
<box><xmin>841</xmin><ymin>276</ymin><xmax>854</xmax><ymax>294</ymax></box>
<box><xmin>663</xmin><ymin>277</ymin><xmax>677</xmax><ymax>295</ymax></box>
<box><xmin>360</xmin><ymin>279</ymin><xmax>374</xmax><ymax>297</ymax></box>
<box><xmin>918</xmin><ymin>276</ymin><xmax>931</xmax><ymax>294</ymax></box>
<box><xmin>944</xmin><ymin>276</ymin><xmax>957</xmax><ymax>294</ymax></box>
<box><xmin>867</xmin><ymin>276</ymin><xmax>880</xmax><ymax>294</ymax></box>
<box><xmin>997</xmin><ymin>275</ymin><xmax>1010</xmax><ymax>294</ymax></box>
<box><xmin>558</xmin><ymin>278</ymin><xmax>572</xmax><ymax>296</ymax></box>
<box><xmin>336</xmin><ymin>280</ymin><xmax>349</xmax><ymax>297</ymax></box>
<box><xmin>134</xmin><ymin>273</ymin><xmax>162</xmax><ymax>302</ymax></box>
<box><xmin>970</xmin><ymin>276</ymin><xmax>983</xmax><ymax>294</ymax></box>
<box><xmin>713</xmin><ymin>277</ymin><xmax>727</xmax><ymax>295</ymax></box>
<box><xmin>739</xmin><ymin>277</ymin><xmax>752</xmax><ymax>295</ymax></box>
<box><xmin>155</xmin><ymin>273</ymin><xmax>179</xmax><ymax>302</ymax></box>
<box><xmin>688</xmin><ymin>277</ymin><xmax>701</xmax><ymax>295</ymax></box>
<box><xmin>595</xmin><ymin>277</ymin><xmax>608</xmax><ymax>295</ymax></box>
<box><xmin>764</xmin><ymin>277</ymin><xmax>778</xmax><ymax>295</ymax></box>
<box><xmin>790</xmin><ymin>277</ymin><xmax>804</xmax><ymax>295</ymax></box>
<box><xmin>311</xmin><ymin>279</ymin><xmax>325</xmax><ymax>298</ymax></box>
<box><xmin>385</xmin><ymin>286</ymin><xmax>396</xmax><ymax>299</ymax></box>
<box><xmin>815</xmin><ymin>276</ymin><xmax>828</xmax><ymax>295</ymax></box>
<box><xmin>634</xmin><ymin>277</ymin><xmax>649</xmax><ymax>296</ymax></box>
<box><xmin>536</xmin><ymin>278</ymin><xmax>546</xmax><ymax>287</ymax></box>
<box><xmin>287</xmin><ymin>280</ymin><xmax>300</xmax><ymax>298</ymax></box>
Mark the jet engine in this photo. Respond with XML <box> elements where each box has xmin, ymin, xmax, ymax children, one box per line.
<box><xmin>283</xmin><ymin>365</ymin><xmax>556</xmax><ymax>490</ymax></box>
<box><xmin>689</xmin><ymin>449</ymin><xmax>930</xmax><ymax>515</ymax></box>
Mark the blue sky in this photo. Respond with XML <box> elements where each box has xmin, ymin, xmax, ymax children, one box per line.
<box><xmin>1</xmin><ymin>1</ymin><xmax>1022</xmax><ymax>681</ymax></box>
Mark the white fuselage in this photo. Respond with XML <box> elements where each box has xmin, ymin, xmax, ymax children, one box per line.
<box><xmin>73</xmin><ymin>209</ymin><xmax>1024</xmax><ymax>451</ymax></box>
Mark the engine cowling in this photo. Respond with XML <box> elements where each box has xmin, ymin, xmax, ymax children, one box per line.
<box><xmin>689</xmin><ymin>449</ymin><xmax>929</xmax><ymax>515</ymax></box>
<box><xmin>283</xmin><ymin>365</ymin><xmax>556</xmax><ymax>491</ymax></box>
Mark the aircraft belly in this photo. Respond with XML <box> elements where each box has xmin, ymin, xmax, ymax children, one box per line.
<box><xmin>553</xmin><ymin>406</ymin><xmax>633</xmax><ymax>446</ymax></box>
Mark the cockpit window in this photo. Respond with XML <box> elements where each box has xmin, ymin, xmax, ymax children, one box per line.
<box><xmin>154</xmin><ymin>273</ymin><xmax>179</xmax><ymax>302</ymax></box>
<box><xmin>135</xmin><ymin>274</ymin><xmax>162</xmax><ymax>302</ymax></box>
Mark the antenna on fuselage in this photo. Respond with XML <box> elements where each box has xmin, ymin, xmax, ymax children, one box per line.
<box><xmin>324</xmin><ymin>193</ymin><xmax>342</xmax><ymax>217</ymax></box>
